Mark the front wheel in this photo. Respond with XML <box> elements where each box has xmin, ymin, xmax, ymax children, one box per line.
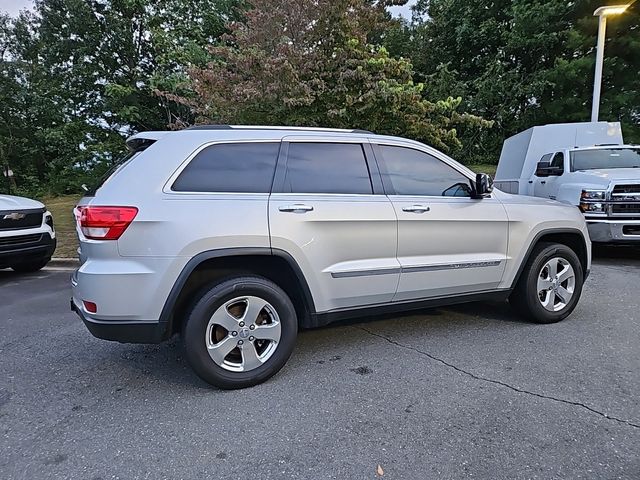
<box><xmin>182</xmin><ymin>275</ymin><xmax>298</xmax><ymax>389</ymax></box>
<box><xmin>509</xmin><ymin>242</ymin><xmax>584</xmax><ymax>324</ymax></box>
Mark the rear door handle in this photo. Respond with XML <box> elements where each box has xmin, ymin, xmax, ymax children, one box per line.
<box><xmin>278</xmin><ymin>204</ymin><xmax>314</xmax><ymax>213</ymax></box>
<box><xmin>540</xmin><ymin>181</ymin><xmax>546</xmax><ymax>184</ymax></box>
<box><xmin>402</xmin><ymin>205</ymin><xmax>431</xmax><ymax>213</ymax></box>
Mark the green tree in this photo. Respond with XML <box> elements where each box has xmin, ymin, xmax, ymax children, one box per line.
<box><xmin>165</xmin><ymin>0</ymin><xmax>490</xmax><ymax>154</ymax></box>
<box><xmin>1</xmin><ymin>0</ymin><xmax>242</xmax><ymax>195</ymax></box>
<box><xmin>409</xmin><ymin>0</ymin><xmax>640</xmax><ymax>163</ymax></box>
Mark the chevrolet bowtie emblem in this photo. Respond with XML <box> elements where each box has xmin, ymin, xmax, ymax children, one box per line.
<box><xmin>3</xmin><ymin>212</ymin><xmax>26</xmax><ymax>220</ymax></box>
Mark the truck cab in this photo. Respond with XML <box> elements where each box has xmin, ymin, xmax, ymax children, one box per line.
<box><xmin>495</xmin><ymin>122</ymin><xmax>640</xmax><ymax>243</ymax></box>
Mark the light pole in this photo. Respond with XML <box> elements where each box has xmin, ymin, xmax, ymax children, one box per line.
<box><xmin>591</xmin><ymin>4</ymin><xmax>630</xmax><ymax>122</ymax></box>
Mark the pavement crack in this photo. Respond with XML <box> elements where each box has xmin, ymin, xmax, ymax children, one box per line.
<box><xmin>356</xmin><ymin>326</ymin><xmax>640</xmax><ymax>430</ymax></box>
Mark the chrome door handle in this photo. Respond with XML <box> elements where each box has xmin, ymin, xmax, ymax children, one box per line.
<box><xmin>278</xmin><ymin>204</ymin><xmax>314</xmax><ymax>213</ymax></box>
<box><xmin>402</xmin><ymin>205</ymin><xmax>430</xmax><ymax>213</ymax></box>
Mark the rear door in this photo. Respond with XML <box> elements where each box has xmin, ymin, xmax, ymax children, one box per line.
<box><xmin>372</xmin><ymin>142</ymin><xmax>509</xmax><ymax>301</ymax></box>
<box><xmin>269</xmin><ymin>137</ymin><xmax>399</xmax><ymax>312</ymax></box>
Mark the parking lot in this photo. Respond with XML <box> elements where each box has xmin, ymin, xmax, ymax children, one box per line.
<box><xmin>1</xmin><ymin>247</ymin><xmax>639</xmax><ymax>479</ymax></box>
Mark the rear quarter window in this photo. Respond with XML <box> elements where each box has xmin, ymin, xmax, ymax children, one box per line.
<box><xmin>172</xmin><ymin>142</ymin><xmax>280</xmax><ymax>193</ymax></box>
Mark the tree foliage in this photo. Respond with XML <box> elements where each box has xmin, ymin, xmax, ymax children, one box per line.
<box><xmin>407</xmin><ymin>0</ymin><xmax>640</xmax><ymax>162</ymax></box>
<box><xmin>2</xmin><ymin>0</ymin><xmax>638</xmax><ymax>195</ymax></box>
<box><xmin>162</xmin><ymin>0</ymin><xmax>490</xmax><ymax>153</ymax></box>
<box><xmin>0</xmin><ymin>0</ymin><xmax>240</xmax><ymax>195</ymax></box>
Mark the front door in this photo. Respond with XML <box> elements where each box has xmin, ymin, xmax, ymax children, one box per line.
<box><xmin>269</xmin><ymin>138</ymin><xmax>400</xmax><ymax>312</ymax></box>
<box><xmin>534</xmin><ymin>152</ymin><xmax>564</xmax><ymax>200</ymax></box>
<box><xmin>373</xmin><ymin>143</ymin><xmax>509</xmax><ymax>301</ymax></box>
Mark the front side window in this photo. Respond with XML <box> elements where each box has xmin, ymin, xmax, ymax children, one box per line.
<box><xmin>539</xmin><ymin>153</ymin><xmax>553</xmax><ymax>164</ymax></box>
<box><xmin>377</xmin><ymin>145</ymin><xmax>472</xmax><ymax>197</ymax></box>
<box><xmin>284</xmin><ymin>142</ymin><xmax>373</xmax><ymax>194</ymax></box>
<box><xmin>172</xmin><ymin>142</ymin><xmax>280</xmax><ymax>193</ymax></box>
<box><xmin>571</xmin><ymin>148</ymin><xmax>640</xmax><ymax>171</ymax></box>
<box><xmin>550</xmin><ymin>152</ymin><xmax>564</xmax><ymax>172</ymax></box>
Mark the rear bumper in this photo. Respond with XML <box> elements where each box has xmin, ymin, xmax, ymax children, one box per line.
<box><xmin>587</xmin><ymin>219</ymin><xmax>640</xmax><ymax>243</ymax></box>
<box><xmin>71</xmin><ymin>297</ymin><xmax>168</xmax><ymax>344</ymax></box>
<box><xmin>0</xmin><ymin>233</ymin><xmax>56</xmax><ymax>268</ymax></box>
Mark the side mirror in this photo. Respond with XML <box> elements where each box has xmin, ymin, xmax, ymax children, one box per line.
<box><xmin>535</xmin><ymin>161</ymin><xmax>551</xmax><ymax>177</ymax></box>
<box><xmin>472</xmin><ymin>173</ymin><xmax>493</xmax><ymax>199</ymax></box>
<box><xmin>535</xmin><ymin>161</ymin><xmax>563</xmax><ymax>177</ymax></box>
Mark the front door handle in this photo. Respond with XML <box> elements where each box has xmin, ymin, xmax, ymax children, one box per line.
<box><xmin>402</xmin><ymin>205</ymin><xmax>431</xmax><ymax>213</ymax></box>
<box><xmin>278</xmin><ymin>204</ymin><xmax>314</xmax><ymax>213</ymax></box>
<box><xmin>540</xmin><ymin>181</ymin><xmax>546</xmax><ymax>184</ymax></box>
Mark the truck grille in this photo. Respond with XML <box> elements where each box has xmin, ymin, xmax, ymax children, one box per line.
<box><xmin>0</xmin><ymin>233</ymin><xmax>43</xmax><ymax>250</ymax></box>
<box><xmin>0</xmin><ymin>208</ymin><xmax>45</xmax><ymax>231</ymax></box>
<box><xmin>611</xmin><ymin>184</ymin><xmax>640</xmax><ymax>216</ymax></box>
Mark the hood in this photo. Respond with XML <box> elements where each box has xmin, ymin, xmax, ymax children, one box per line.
<box><xmin>493</xmin><ymin>189</ymin><xmax>570</xmax><ymax>207</ymax></box>
<box><xmin>574</xmin><ymin>168</ymin><xmax>640</xmax><ymax>183</ymax></box>
<box><xmin>0</xmin><ymin>194</ymin><xmax>45</xmax><ymax>211</ymax></box>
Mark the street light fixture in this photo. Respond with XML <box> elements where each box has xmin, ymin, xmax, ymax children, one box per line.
<box><xmin>591</xmin><ymin>4</ymin><xmax>630</xmax><ymax>122</ymax></box>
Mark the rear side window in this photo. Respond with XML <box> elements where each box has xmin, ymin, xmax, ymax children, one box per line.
<box><xmin>172</xmin><ymin>142</ymin><xmax>280</xmax><ymax>193</ymax></box>
<box><xmin>377</xmin><ymin>145</ymin><xmax>471</xmax><ymax>197</ymax></box>
<box><xmin>284</xmin><ymin>142</ymin><xmax>373</xmax><ymax>194</ymax></box>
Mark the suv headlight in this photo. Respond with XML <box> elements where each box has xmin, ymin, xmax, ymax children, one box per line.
<box><xmin>579</xmin><ymin>189</ymin><xmax>607</xmax><ymax>213</ymax></box>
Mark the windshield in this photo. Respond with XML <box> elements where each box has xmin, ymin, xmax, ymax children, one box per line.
<box><xmin>571</xmin><ymin>148</ymin><xmax>640</xmax><ymax>171</ymax></box>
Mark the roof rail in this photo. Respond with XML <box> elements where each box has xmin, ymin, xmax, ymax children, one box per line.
<box><xmin>184</xmin><ymin>125</ymin><xmax>373</xmax><ymax>134</ymax></box>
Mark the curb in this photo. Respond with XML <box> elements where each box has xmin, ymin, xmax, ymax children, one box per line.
<box><xmin>49</xmin><ymin>257</ymin><xmax>80</xmax><ymax>268</ymax></box>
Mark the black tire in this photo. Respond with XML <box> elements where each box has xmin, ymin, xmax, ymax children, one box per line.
<box><xmin>509</xmin><ymin>242</ymin><xmax>584</xmax><ymax>324</ymax></box>
<box><xmin>182</xmin><ymin>275</ymin><xmax>298</xmax><ymax>389</ymax></box>
<box><xmin>11</xmin><ymin>257</ymin><xmax>51</xmax><ymax>273</ymax></box>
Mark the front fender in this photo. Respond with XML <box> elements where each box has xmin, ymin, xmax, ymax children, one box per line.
<box><xmin>556</xmin><ymin>182</ymin><xmax>608</xmax><ymax>206</ymax></box>
<box><xmin>499</xmin><ymin>199</ymin><xmax>591</xmax><ymax>289</ymax></box>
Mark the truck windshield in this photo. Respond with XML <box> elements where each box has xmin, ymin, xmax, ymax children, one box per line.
<box><xmin>571</xmin><ymin>148</ymin><xmax>640</xmax><ymax>171</ymax></box>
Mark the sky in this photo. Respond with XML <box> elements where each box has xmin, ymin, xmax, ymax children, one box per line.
<box><xmin>2</xmin><ymin>0</ymin><xmax>33</xmax><ymax>16</ymax></box>
<box><xmin>2</xmin><ymin>0</ymin><xmax>415</xmax><ymax>19</ymax></box>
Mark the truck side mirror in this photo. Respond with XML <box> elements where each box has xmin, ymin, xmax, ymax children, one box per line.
<box><xmin>536</xmin><ymin>161</ymin><xmax>563</xmax><ymax>177</ymax></box>
<box><xmin>472</xmin><ymin>173</ymin><xmax>493</xmax><ymax>199</ymax></box>
<box><xmin>535</xmin><ymin>161</ymin><xmax>552</xmax><ymax>177</ymax></box>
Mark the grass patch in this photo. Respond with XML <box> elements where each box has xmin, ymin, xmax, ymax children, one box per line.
<box><xmin>42</xmin><ymin>195</ymin><xmax>80</xmax><ymax>258</ymax></box>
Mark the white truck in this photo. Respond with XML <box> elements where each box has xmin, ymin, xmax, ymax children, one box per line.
<box><xmin>494</xmin><ymin>122</ymin><xmax>640</xmax><ymax>243</ymax></box>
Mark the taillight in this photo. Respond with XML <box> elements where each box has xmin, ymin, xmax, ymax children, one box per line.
<box><xmin>79</xmin><ymin>206</ymin><xmax>138</xmax><ymax>240</ymax></box>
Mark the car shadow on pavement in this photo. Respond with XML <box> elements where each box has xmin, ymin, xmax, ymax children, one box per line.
<box><xmin>323</xmin><ymin>299</ymin><xmax>525</xmax><ymax>332</ymax></box>
<box><xmin>591</xmin><ymin>244</ymin><xmax>639</xmax><ymax>263</ymax></box>
<box><xmin>76</xmin><ymin>300</ymin><xmax>523</xmax><ymax>392</ymax></box>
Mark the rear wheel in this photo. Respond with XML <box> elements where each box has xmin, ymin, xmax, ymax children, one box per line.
<box><xmin>11</xmin><ymin>257</ymin><xmax>50</xmax><ymax>273</ymax></box>
<box><xmin>510</xmin><ymin>242</ymin><xmax>584</xmax><ymax>324</ymax></box>
<box><xmin>182</xmin><ymin>275</ymin><xmax>298</xmax><ymax>389</ymax></box>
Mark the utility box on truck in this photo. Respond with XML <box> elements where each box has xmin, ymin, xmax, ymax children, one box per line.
<box><xmin>494</xmin><ymin>122</ymin><xmax>623</xmax><ymax>196</ymax></box>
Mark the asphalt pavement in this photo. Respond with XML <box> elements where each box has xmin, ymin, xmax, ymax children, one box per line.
<box><xmin>1</xmin><ymin>247</ymin><xmax>639</xmax><ymax>479</ymax></box>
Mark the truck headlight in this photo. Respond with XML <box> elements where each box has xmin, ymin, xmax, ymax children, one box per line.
<box><xmin>580</xmin><ymin>202</ymin><xmax>605</xmax><ymax>213</ymax></box>
<box><xmin>581</xmin><ymin>189</ymin><xmax>606</xmax><ymax>201</ymax></box>
<box><xmin>579</xmin><ymin>189</ymin><xmax>607</xmax><ymax>213</ymax></box>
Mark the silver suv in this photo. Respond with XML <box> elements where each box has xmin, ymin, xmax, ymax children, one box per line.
<box><xmin>71</xmin><ymin>126</ymin><xmax>592</xmax><ymax>389</ymax></box>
